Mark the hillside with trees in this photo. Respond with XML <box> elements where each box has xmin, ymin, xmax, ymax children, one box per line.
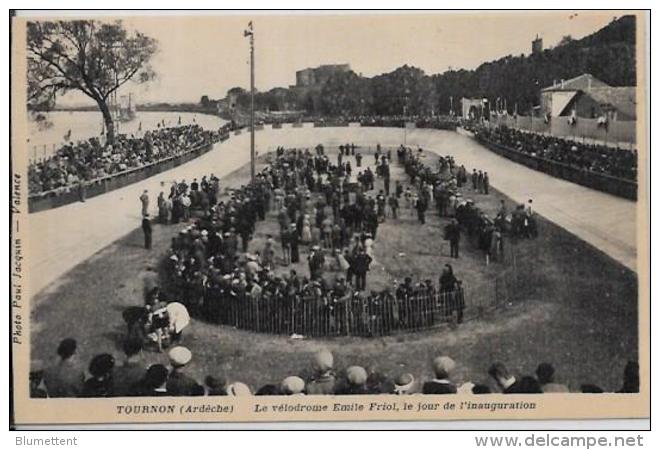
<box><xmin>214</xmin><ymin>15</ymin><xmax>635</xmax><ymax>118</ymax></box>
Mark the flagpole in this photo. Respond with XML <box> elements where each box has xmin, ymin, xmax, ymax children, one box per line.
<box><xmin>245</xmin><ymin>22</ymin><xmax>256</xmax><ymax>182</ymax></box>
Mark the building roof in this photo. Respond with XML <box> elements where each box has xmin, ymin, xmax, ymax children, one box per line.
<box><xmin>541</xmin><ymin>73</ymin><xmax>610</xmax><ymax>92</ymax></box>
<box><xmin>586</xmin><ymin>86</ymin><xmax>637</xmax><ymax>119</ymax></box>
<box><xmin>551</xmin><ymin>91</ymin><xmax>579</xmax><ymax>116</ymax></box>
<box><xmin>542</xmin><ymin>73</ymin><xmax>636</xmax><ymax>119</ymax></box>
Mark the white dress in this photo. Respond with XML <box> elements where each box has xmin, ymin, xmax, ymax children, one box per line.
<box><xmin>302</xmin><ymin>221</ymin><xmax>313</xmax><ymax>243</ymax></box>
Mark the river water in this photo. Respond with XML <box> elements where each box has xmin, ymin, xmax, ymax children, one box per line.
<box><xmin>26</xmin><ymin>110</ymin><xmax>226</xmax><ymax>160</ymax></box>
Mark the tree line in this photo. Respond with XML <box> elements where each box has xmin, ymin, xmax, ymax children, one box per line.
<box><xmin>221</xmin><ymin>15</ymin><xmax>636</xmax><ymax>118</ymax></box>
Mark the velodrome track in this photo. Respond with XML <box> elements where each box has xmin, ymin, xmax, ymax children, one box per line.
<box><xmin>27</xmin><ymin>124</ymin><xmax>638</xmax><ymax>297</ymax></box>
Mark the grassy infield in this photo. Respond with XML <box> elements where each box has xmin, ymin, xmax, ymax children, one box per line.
<box><xmin>31</xmin><ymin>147</ymin><xmax>638</xmax><ymax>394</ymax></box>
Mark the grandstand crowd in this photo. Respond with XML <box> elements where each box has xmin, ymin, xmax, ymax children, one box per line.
<box><xmin>253</xmin><ymin>114</ymin><xmax>460</xmax><ymax>131</ymax></box>
<box><xmin>28</xmin><ymin>123</ymin><xmax>230</xmax><ymax>195</ymax></box>
<box><xmin>475</xmin><ymin>125</ymin><xmax>637</xmax><ymax>181</ymax></box>
<box><xmin>31</xmin><ymin>339</ymin><xmax>639</xmax><ymax>397</ymax></box>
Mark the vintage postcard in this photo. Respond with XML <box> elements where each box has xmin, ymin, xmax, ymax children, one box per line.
<box><xmin>10</xmin><ymin>10</ymin><xmax>649</xmax><ymax>428</ymax></box>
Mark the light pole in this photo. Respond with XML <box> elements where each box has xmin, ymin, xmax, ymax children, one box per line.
<box><xmin>403</xmin><ymin>99</ymin><xmax>408</xmax><ymax>146</ymax></box>
<box><xmin>244</xmin><ymin>21</ymin><xmax>255</xmax><ymax>181</ymax></box>
<box><xmin>402</xmin><ymin>78</ymin><xmax>409</xmax><ymax>146</ymax></box>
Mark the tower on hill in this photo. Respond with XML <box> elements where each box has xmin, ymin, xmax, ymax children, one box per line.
<box><xmin>532</xmin><ymin>35</ymin><xmax>543</xmax><ymax>55</ymax></box>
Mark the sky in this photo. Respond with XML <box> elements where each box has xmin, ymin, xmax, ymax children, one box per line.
<box><xmin>21</xmin><ymin>11</ymin><xmax>623</xmax><ymax>105</ymax></box>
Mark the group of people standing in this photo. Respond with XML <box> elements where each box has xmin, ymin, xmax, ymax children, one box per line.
<box><xmin>131</xmin><ymin>136</ymin><xmax>542</xmax><ymax>343</ymax></box>
<box><xmin>143</xmin><ymin>144</ymin><xmax>469</xmax><ymax>337</ymax></box>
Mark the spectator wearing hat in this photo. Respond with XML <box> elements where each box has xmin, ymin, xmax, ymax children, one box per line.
<box><xmin>111</xmin><ymin>339</ymin><xmax>146</xmax><ymax>397</ymax></box>
<box><xmin>42</xmin><ymin>338</ymin><xmax>85</xmax><ymax>398</ymax></box>
<box><xmin>366</xmin><ymin>370</ymin><xmax>393</xmax><ymax>394</ymax></box>
<box><xmin>422</xmin><ymin>356</ymin><xmax>457</xmax><ymax>394</ymax></box>
<box><xmin>352</xmin><ymin>248</ymin><xmax>372</xmax><ymax>291</ymax></box>
<box><xmin>517</xmin><ymin>376</ymin><xmax>543</xmax><ymax>394</ymax></box>
<box><xmin>581</xmin><ymin>384</ymin><xmax>604</xmax><ymax>394</ymax></box>
<box><xmin>471</xmin><ymin>384</ymin><xmax>492</xmax><ymax>394</ymax></box>
<box><xmin>226</xmin><ymin>382</ymin><xmax>252</xmax><ymax>396</ymax></box>
<box><xmin>393</xmin><ymin>373</ymin><xmax>416</xmax><ymax>395</ymax></box>
<box><xmin>281</xmin><ymin>376</ymin><xmax>306</xmax><ymax>395</ymax></box>
<box><xmin>82</xmin><ymin>353</ymin><xmax>116</xmax><ymax>397</ymax></box>
<box><xmin>205</xmin><ymin>376</ymin><xmax>228</xmax><ymax>396</ymax></box>
<box><xmin>337</xmin><ymin>366</ymin><xmax>369</xmax><ymax>395</ymax></box>
<box><xmin>280</xmin><ymin>225</ymin><xmax>291</xmax><ymax>266</ymax></box>
<box><xmin>132</xmin><ymin>364</ymin><xmax>169</xmax><ymax>397</ymax></box>
<box><xmin>488</xmin><ymin>362</ymin><xmax>525</xmax><ymax>394</ymax></box>
<box><xmin>290</xmin><ymin>223</ymin><xmax>300</xmax><ymax>263</ymax></box>
<box><xmin>157</xmin><ymin>192</ymin><xmax>168</xmax><ymax>223</ymax></box>
<box><xmin>618</xmin><ymin>360</ymin><xmax>639</xmax><ymax>393</ymax></box>
<box><xmin>142</xmin><ymin>214</ymin><xmax>153</xmax><ymax>250</ymax></box>
<box><xmin>140</xmin><ymin>190</ymin><xmax>150</xmax><ymax>217</ymax></box>
<box><xmin>415</xmin><ymin>192</ymin><xmax>428</xmax><ymax>224</ymax></box>
<box><xmin>142</xmin><ymin>266</ymin><xmax>159</xmax><ymax>306</ymax></box>
<box><xmin>445</xmin><ymin>219</ymin><xmax>461</xmax><ymax>258</ymax></box>
<box><xmin>536</xmin><ymin>363</ymin><xmax>569</xmax><ymax>393</ymax></box>
<box><xmin>166</xmin><ymin>346</ymin><xmax>201</xmax><ymax>396</ymax></box>
<box><xmin>256</xmin><ymin>384</ymin><xmax>280</xmax><ymax>395</ymax></box>
<box><xmin>262</xmin><ymin>236</ymin><xmax>276</xmax><ymax>270</ymax></box>
<box><xmin>29</xmin><ymin>371</ymin><xmax>48</xmax><ymax>398</ymax></box>
<box><xmin>308</xmin><ymin>245</ymin><xmax>325</xmax><ymax>280</ymax></box>
<box><xmin>306</xmin><ymin>349</ymin><xmax>336</xmax><ymax>395</ymax></box>
<box><xmin>440</xmin><ymin>260</ymin><xmax>462</xmax><ymax>297</ymax></box>
<box><xmin>388</xmin><ymin>195</ymin><xmax>399</xmax><ymax>219</ymax></box>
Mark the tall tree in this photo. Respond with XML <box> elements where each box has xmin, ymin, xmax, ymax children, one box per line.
<box><xmin>320</xmin><ymin>71</ymin><xmax>372</xmax><ymax>116</ymax></box>
<box><xmin>27</xmin><ymin>20</ymin><xmax>158</xmax><ymax>144</ymax></box>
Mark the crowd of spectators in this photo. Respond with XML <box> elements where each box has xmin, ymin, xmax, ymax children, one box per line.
<box><xmin>359</xmin><ymin>115</ymin><xmax>459</xmax><ymax>130</ymax></box>
<box><xmin>476</xmin><ymin>125</ymin><xmax>637</xmax><ymax>181</ymax></box>
<box><xmin>398</xmin><ymin>144</ymin><xmax>534</xmax><ymax>266</ymax></box>
<box><xmin>256</xmin><ymin>114</ymin><xmax>459</xmax><ymax>130</ymax></box>
<box><xmin>137</xmin><ymin>140</ymin><xmax>535</xmax><ymax>340</ymax></box>
<box><xmin>31</xmin><ymin>339</ymin><xmax>639</xmax><ymax>397</ymax></box>
<box><xmin>157</xmin><ymin>145</ymin><xmax>466</xmax><ymax>337</ymax></box>
<box><xmin>28</xmin><ymin>123</ymin><xmax>230</xmax><ymax>195</ymax></box>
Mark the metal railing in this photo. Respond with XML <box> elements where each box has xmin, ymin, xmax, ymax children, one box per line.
<box><xmin>201</xmin><ymin>288</ymin><xmax>472</xmax><ymax>337</ymax></box>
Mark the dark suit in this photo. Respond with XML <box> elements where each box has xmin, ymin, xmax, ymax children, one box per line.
<box><xmin>335</xmin><ymin>384</ymin><xmax>369</xmax><ymax>395</ymax></box>
<box><xmin>503</xmin><ymin>380</ymin><xmax>526</xmax><ymax>394</ymax></box>
<box><xmin>166</xmin><ymin>370</ymin><xmax>201</xmax><ymax>396</ymax></box>
<box><xmin>306</xmin><ymin>375</ymin><xmax>336</xmax><ymax>395</ymax></box>
<box><xmin>352</xmin><ymin>253</ymin><xmax>372</xmax><ymax>291</ymax></box>
<box><xmin>422</xmin><ymin>380</ymin><xmax>457</xmax><ymax>394</ymax></box>
<box><xmin>112</xmin><ymin>362</ymin><xmax>146</xmax><ymax>397</ymax></box>
<box><xmin>42</xmin><ymin>360</ymin><xmax>85</xmax><ymax>398</ymax></box>
<box><xmin>446</xmin><ymin>223</ymin><xmax>460</xmax><ymax>258</ymax></box>
<box><xmin>142</xmin><ymin>217</ymin><xmax>152</xmax><ymax>249</ymax></box>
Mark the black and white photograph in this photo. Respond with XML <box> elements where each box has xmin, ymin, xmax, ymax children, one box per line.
<box><xmin>9</xmin><ymin>9</ymin><xmax>649</xmax><ymax>427</ymax></box>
